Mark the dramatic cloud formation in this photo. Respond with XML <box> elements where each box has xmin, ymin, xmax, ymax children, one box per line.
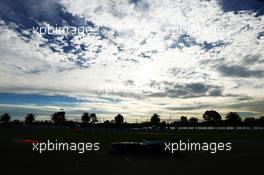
<box><xmin>0</xmin><ymin>0</ymin><xmax>263</xmax><ymax>121</ymax></box>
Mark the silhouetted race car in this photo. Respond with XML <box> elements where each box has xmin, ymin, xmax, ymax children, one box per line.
<box><xmin>142</xmin><ymin>140</ymin><xmax>165</xmax><ymax>153</ymax></box>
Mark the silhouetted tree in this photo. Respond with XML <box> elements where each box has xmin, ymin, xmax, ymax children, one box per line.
<box><xmin>257</xmin><ymin>116</ymin><xmax>264</xmax><ymax>126</ymax></box>
<box><xmin>115</xmin><ymin>114</ymin><xmax>124</xmax><ymax>124</ymax></box>
<box><xmin>25</xmin><ymin>113</ymin><xmax>35</xmax><ymax>124</ymax></box>
<box><xmin>90</xmin><ymin>113</ymin><xmax>98</xmax><ymax>123</ymax></box>
<box><xmin>203</xmin><ymin>110</ymin><xmax>222</xmax><ymax>122</ymax></box>
<box><xmin>0</xmin><ymin>113</ymin><xmax>11</xmax><ymax>123</ymax></box>
<box><xmin>104</xmin><ymin>120</ymin><xmax>110</xmax><ymax>126</ymax></box>
<box><xmin>160</xmin><ymin>121</ymin><xmax>167</xmax><ymax>127</ymax></box>
<box><xmin>180</xmin><ymin>116</ymin><xmax>188</xmax><ymax>125</ymax></box>
<box><xmin>51</xmin><ymin>111</ymin><xmax>66</xmax><ymax>124</ymax></box>
<box><xmin>226</xmin><ymin>112</ymin><xmax>241</xmax><ymax>125</ymax></box>
<box><xmin>189</xmin><ymin>117</ymin><xmax>198</xmax><ymax>124</ymax></box>
<box><xmin>150</xmin><ymin>113</ymin><xmax>160</xmax><ymax>125</ymax></box>
<box><xmin>244</xmin><ymin>117</ymin><xmax>256</xmax><ymax>127</ymax></box>
<box><xmin>12</xmin><ymin>120</ymin><xmax>21</xmax><ymax>126</ymax></box>
<box><xmin>81</xmin><ymin>113</ymin><xmax>90</xmax><ymax>124</ymax></box>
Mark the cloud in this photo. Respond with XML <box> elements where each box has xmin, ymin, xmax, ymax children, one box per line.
<box><xmin>165</xmin><ymin>104</ymin><xmax>212</xmax><ymax>111</ymax></box>
<box><xmin>227</xmin><ymin>99</ymin><xmax>264</xmax><ymax>113</ymax></box>
<box><xmin>0</xmin><ymin>0</ymin><xmax>264</xmax><ymax>119</ymax></box>
<box><xmin>150</xmin><ymin>82</ymin><xmax>224</xmax><ymax>99</ymax></box>
<box><xmin>217</xmin><ymin>64</ymin><xmax>264</xmax><ymax>78</ymax></box>
<box><xmin>243</xmin><ymin>54</ymin><xmax>264</xmax><ymax>64</ymax></box>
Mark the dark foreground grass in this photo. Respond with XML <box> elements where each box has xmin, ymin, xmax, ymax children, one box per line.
<box><xmin>1</xmin><ymin>127</ymin><xmax>264</xmax><ymax>175</ymax></box>
<box><xmin>3</xmin><ymin>127</ymin><xmax>264</xmax><ymax>144</ymax></box>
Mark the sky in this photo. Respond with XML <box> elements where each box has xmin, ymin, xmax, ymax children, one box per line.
<box><xmin>0</xmin><ymin>0</ymin><xmax>264</xmax><ymax>122</ymax></box>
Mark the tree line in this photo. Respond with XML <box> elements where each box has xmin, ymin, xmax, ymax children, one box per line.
<box><xmin>0</xmin><ymin>110</ymin><xmax>264</xmax><ymax>127</ymax></box>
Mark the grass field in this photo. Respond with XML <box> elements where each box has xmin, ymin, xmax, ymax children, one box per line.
<box><xmin>2</xmin><ymin>127</ymin><xmax>264</xmax><ymax>143</ymax></box>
